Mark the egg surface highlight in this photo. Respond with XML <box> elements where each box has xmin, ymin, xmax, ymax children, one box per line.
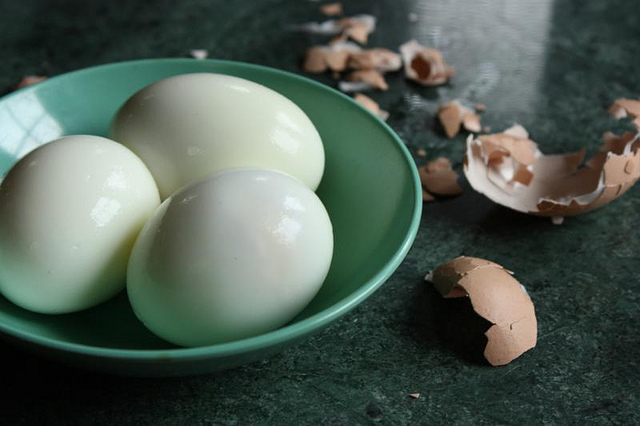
<box><xmin>111</xmin><ymin>73</ymin><xmax>325</xmax><ymax>199</ymax></box>
<box><xmin>0</xmin><ymin>135</ymin><xmax>160</xmax><ymax>314</ymax></box>
<box><xmin>127</xmin><ymin>168</ymin><xmax>334</xmax><ymax>347</ymax></box>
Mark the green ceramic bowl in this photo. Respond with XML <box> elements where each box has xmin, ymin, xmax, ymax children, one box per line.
<box><xmin>0</xmin><ymin>59</ymin><xmax>421</xmax><ymax>376</ymax></box>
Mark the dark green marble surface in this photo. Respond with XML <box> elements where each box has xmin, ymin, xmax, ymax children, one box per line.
<box><xmin>1</xmin><ymin>0</ymin><xmax>639</xmax><ymax>424</ymax></box>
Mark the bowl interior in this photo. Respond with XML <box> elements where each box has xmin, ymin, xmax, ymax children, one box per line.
<box><xmin>0</xmin><ymin>60</ymin><xmax>420</xmax><ymax>354</ymax></box>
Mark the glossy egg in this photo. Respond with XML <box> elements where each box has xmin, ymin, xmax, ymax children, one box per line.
<box><xmin>111</xmin><ymin>73</ymin><xmax>325</xmax><ymax>199</ymax></box>
<box><xmin>127</xmin><ymin>168</ymin><xmax>334</xmax><ymax>347</ymax></box>
<box><xmin>0</xmin><ymin>136</ymin><xmax>160</xmax><ymax>314</ymax></box>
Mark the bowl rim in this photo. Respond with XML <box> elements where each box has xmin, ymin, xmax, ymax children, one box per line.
<box><xmin>0</xmin><ymin>58</ymin><xmax>422</xmax><ymax>361</ymax></box>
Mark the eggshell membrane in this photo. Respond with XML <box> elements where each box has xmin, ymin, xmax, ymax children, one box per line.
<box><xmin>431</xmin><ymin>256</ymin><xmax>537</xmax><ymax>366</ymax></box>
<box><xmin>111</xmin><ymin>73</ymin><xmax>325</xmax><ymax>199</ymax></box>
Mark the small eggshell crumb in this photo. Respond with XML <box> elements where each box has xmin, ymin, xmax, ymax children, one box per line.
<box><xmin>14</xmin><ymin>76</ymin><xmax>47</xmax><ymax>90</ymax></box>
<box><xmin>189</xmin><ymin>49</ymin><xmax>208</xmax><ymax>60</ymax></box>
<box><xmin>320</xmin><ymin>3</ymin><xmax>343</xmax><ymax>17</ymax></box>
<box><xmin>428</xmin><ymin>256</ymin><xmax>537</xmax><ymax>366</ymax></box>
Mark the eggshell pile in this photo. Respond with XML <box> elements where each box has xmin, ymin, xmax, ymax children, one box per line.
<box><xmin>127</xmin><ymin>169</ymin><xmax>333</xmax><ymax>347</ymax></box>
<box><xmin>111</xmin><ymin>73</ymin><xmax>325</xmax><ymax>199</ymax></box>
<box><xmin>0</xmin><ymin>136</ymin><xmax>160</xmax><ymax>314</ymax></box>
<box><xmin>427</xmin><ymin>256</ymin><xmax>537</xmax><ymax>366</ymax></box>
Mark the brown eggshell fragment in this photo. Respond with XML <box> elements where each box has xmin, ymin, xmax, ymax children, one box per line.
<box><xmin>437</xmin><ymin>100</ymin><xmax>482</xmax><ymax>138</ymax></box>
<box><xmin>431</xmin><ymin>256</ymin><xmax>501</xmax><ymax>297</ymax></box>
<box><xmin>354</xmin><ymin>93</ymin><xmax>389</xmax><ymax>120</ymax></box>
<box><xmin>422</xmin><ymin>169</ymin><xmax>463</xmax><ymax>196</ymax></box>
<box><xmin>337</xmin><ymin>15</ymin><xmax>376</xmax><ymax>44</ymax></box>
<box><xmin>429</xmin><ymin>256</ymin><xmax>537</xmax><ymax>366</ymax></box>
<box><xmin>399</xmin><ymin>40</ymin><xmax>455</xmax><ymax>86</ymax></box>
<box><xmin>608</xmin><ymin>99</ymin><xmax>640</xmax><ymax>119</ymax></box>
<box><xmin>422</xmin><ymin>188</ymin><xmax>436</xmax><ymax>202</ymax></box>
<box><xmin>345</xmin><ymin>69</ymin><xmax>388</xmax><ymax>90</ymax></box>
<box><xmin>14</xmin><ymin>76</ymin><xmax>47</xmax><ymax>90</ymax></box>
<box><xmin>324</xmin><ymin>50</ymin><xmax>351</xmax><ymax>71</ymax></box>
<box><xmin>303</xmin><ymin>42</ymin><xmax>361</xmax><ymax>74</ymax></box>
<box><xmin>438</xmin><ymin>102</ymin><xmax>463</xmax><ymax>139</ymax></box>
<box><xmin>464</xmin><ymin>124</ymin><xmax>640</xmax><ymax>220</ymax></box>
<box><xmin>347</xmin><ymin>49</ymin><xmax>402</xmax><ymax>72</ymax></box>
<box><xmin>424</xmin><ymin>157</ymin><xmax>452</xmax><ymax>173</ymax></box>
<box><xmin>418</xmin><ymin>157</ymin><xmax>462</xmax><ymax>198</ymax></box>
<box><xmin>320</xmin><ymin>2</ymin><xmax>343</xmax><ymax>17</ymax></box>
<box><xmin>462</xmin><ymin>113</ymin><xmax>482</xmax><ymax>133</ymax></box>
<box><xmin>303</xmin><ymin>47</ymin><xmax>329</xmax><ymax>73</ymax></box>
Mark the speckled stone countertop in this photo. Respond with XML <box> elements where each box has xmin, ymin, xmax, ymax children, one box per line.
<box><xmin>1</xmin><ymin>0</ymin><xmax>639</xmax><ymax>424</ymax></box>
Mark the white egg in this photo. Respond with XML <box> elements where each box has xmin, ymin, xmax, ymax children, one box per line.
<box><xmin>127</xmin><ymin>168</ymin><xmax>334</xmax><ymax>347</ymax></box>
<box><xmin>0</xmin><ymin>135</ymin><xmax>160</xmax><ymax>314</ymax></box>
<box><xmin>111</xmin><ymin>73</ymin><xmax>325</xmax><ymax>199</ymax></box>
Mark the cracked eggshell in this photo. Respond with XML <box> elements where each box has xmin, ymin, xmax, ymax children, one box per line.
<box><xmin>337</xmin><ymin>15</ymin><xmax>376</xmax><ymax>44</ymax></box>
<box><xmin>464</xmin><ymin>124</ymin><xmax>640</xmax><ymax>220</ymax></box>
<box><xmin>430</xmin><ymin>256</ymin><xmax>537</xmax><ymax>366</ymax></box>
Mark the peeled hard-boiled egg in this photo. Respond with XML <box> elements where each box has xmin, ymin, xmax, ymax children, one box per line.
<box><xmin>0</xmin><ymin>135</ymin><xmax>160</xmax><ymax>314</ymax></box>
<box><xmin>111</xmin><ymin>73</ymin><xmax>325</xmax><ymax>199</ymax></box>
<box><xmin>127</xmin><ymin>168</ymin><xmax>334</xmax><ymax>347</ymax></box>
